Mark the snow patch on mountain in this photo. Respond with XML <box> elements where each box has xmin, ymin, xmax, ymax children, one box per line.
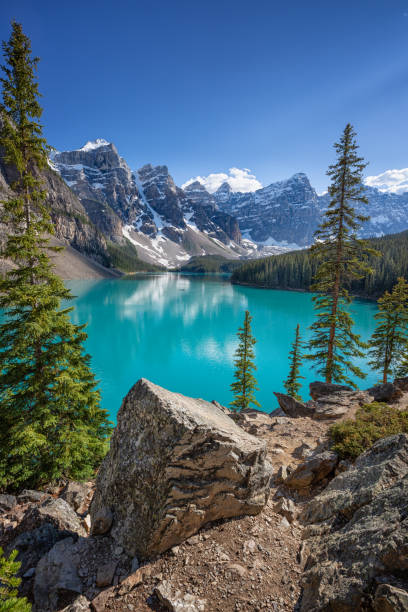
<box><xmin>79</xmin><ymin>138</ymin><xmax>111</xmax><ymax>152</ymax></box>
<box><xmin>183</xmin><ymin>167</ymin><xmax>262</xmax><ymax>194</ymax></box>
<box><xmin>365</xmin><ymin>168</ymin><xmax>408</xmax><ymax>194</ymax></box>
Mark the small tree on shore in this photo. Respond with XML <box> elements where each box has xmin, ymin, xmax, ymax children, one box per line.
<box><xmin>0</xmin><ymin>22</ymin><xmax>112</xmax><ymax>491</ymax></box>
<box><xmin>0</xmin><ymin>548</ymin><xmax>31</xmax><ymax>611</ymax></box>
<box><xmin>230</xmin><ymin>310</ymin><xmax>260</xmax><ymax>411</ymax></box>
<box><xmin>283</xmin><ymin>324</ymin><xmax>304</xmax><ymax>401</ymax></box>
<box><xmin>306</xmin><ymin>123</ymin><xmax>378</xmax><ymax>386</ymax></box>
<box><xmin>368</xmin><ymin>277</ymin><xmax>408</xmax><ymax>383</ymax></box>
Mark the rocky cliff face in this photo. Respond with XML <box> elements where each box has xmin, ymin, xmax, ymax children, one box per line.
<box><xmin>51</xmin><ymin>141</ymin><xmax>248</xmax><ymax>268</ymax></box>
<box><xmin>209</xmin><ymin>172</ymin><xmax>408</xmax><ymax>248</ymax></box>
<box><xmin>215</xmin><ymin>173</ymin><xmax>320</xmax><ymax>247</ymax></box>
<box><xmin>0</xmin><ymin>150</ymin><xmax>109</xmax><ymax>268</ymax></box>
<box><xmin>319</xmin><ymin>184</ymin><xmax>408</xmax><ymax>238</ymax></box>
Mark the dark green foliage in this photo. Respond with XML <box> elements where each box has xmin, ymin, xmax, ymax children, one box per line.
<box><xmin>230</xmin><ymin>310</ymin><xmax>260</xmax><ymax>412</ymax></box>
<box><xmin>306</xmin><ymin>124</ymin><xmax>378</xmax><ymax>385</ymax></box>
<box><xmin>0</xmin><ymin>548</ymin><xmax>31</xmax><ymax>611</ymax></box>
<box><xmin>177</xmin><ymin>255</ymin><xmax>242</xmax><ymax>273</ymax></box>
<box><xmin>0</xmin><ymin>22</ymin><xmax>112</xmax><ymax>491</ymax></box>
<box><xmin>329</xmin><ymin>403</ymin><xmax>408</xmax><ymax>459</ymax></box>
<box><xmin>368</xmin><ymin>278</ymin><xmax>408</xmax><ymax>383</ymax></box>
<box><xmin>107</xmin><ymin>239</ymin><xmax>161</xmax><ymax>272</ymax></box>
<box><xmin>283</xmin><ymin>324</ymin><xmax>304</xmax><ymax>401</ymax></box>
<box><xmin>231</xmin><ymin>230</ymin><xmax>408</xmax><ymax>299</ymax></box>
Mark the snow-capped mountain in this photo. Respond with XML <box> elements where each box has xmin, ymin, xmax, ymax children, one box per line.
<box><xmin>214</xmin><ymin>173</ymin><xmax>320</xmax><ymax>247</ymax></box>
<box><xmin>51</xmin><ymin>141</ymin><xmax>251</xmax><ymax>267</ymax></box>
<box><xmin>209</xmin><ymin>172</ymin><xmax>408</xmax><ymax>247</ymax></box>
<box><xmin>50</xmin><ymin>140</ymin><xmax>408</xmax><ymax>267</ymax></box>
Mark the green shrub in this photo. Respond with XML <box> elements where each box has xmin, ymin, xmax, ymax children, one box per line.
<box><xmin>0</xmin><ymin>548</ymin><xmax>31</xmax><ymax>611</ymax></box>
<box><xmin>329</xmin><ymin>402</ymin><xmax>408</xmax><ymax>459</ymax></box>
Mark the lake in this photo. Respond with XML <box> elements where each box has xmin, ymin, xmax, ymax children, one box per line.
<box><xmin>67</xmin><ymin>275</ymin><xmax>379</xmax><ymax>421</ymax></box>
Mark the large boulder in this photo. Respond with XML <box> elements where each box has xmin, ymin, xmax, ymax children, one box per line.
<box><xmin>308</xmin><ymin>381</ymin><xmax>368</xmax><ymax>420</ymax></box>
<box><xmin>90</xmin><ymin>379</ymin><xmax>272</xmax><ymax>559</ymax></box>
<box><xmin>367</xmin><ymin>382</ymin><xmax>403</xmax><ymax>403</ymax></box>
<box><xmin>33</xmin><ymin>535</ymin><xmax>130</xmax><ymax>611</ymax></box>
<box><xmin>285</xmin><ymin>451</ymin><xmax>338</xmax><ymax>490</ymax></box>
<box><xmin>3</xmin><ymin>497</ymin><xmax>85</xmax><ymax>582</ymax></box>
<box><xmin>34</xmin><ymin>537</ymin><xmax>84</xmax><ymax>611</ymax></box>
<box><xmin>273</xmin><ymin>392</ymin><xmax>315</xmax><ymax>418</ymax></box>
<box><xmin>309</xmin><ymin>381</ymin><xmax>354</xmax><ymax>399</ymax></box>
<box><xmin>15</xmin><ymin>498</ymin><xmax>85</xmax><ymax>540</ymax></box>
<box><xmin>300</xmin><ymin>434</ymin><xmax>408</xmax><ymax>611</ymax></box>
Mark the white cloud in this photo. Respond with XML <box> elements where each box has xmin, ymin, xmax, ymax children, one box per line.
<box><xmin>182</xmin><ymin>167</ymin><xmax>262</xmax><ymax>194</ymax></box>
<box><xmin>365</xmin><ymin>168</ymin><xmax>408</xmax><ymax>194</ymax></box>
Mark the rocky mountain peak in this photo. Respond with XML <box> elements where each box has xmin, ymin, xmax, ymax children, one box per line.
<box><xmin>214</xmin><ymin>181</ymin><xmax>232</xmax><ymax>205</ymax></box>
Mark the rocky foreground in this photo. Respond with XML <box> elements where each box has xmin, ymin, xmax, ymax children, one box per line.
<box><xmin>1</xmin><ymin>379</ymin><xmax>408</xmax><ymax>611</ymax></box>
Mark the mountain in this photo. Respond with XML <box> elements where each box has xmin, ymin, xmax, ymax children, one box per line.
<box><xmin>0</xmin><ymin>141</ymin><xmax>113</xmax><ymax>275</ymax></box>
<box><xmin>4</xmin><ymin>133</ymin><xmax>408</xmax><ymax>276</ymax></box>
<box><xmin>213</xmin><ymin>173</ymin><xmax>320</xmax><ymax>247</ymax></box>
<box><xmin>204</xmin><ymin>172</ymin><xmax>408</xmax><ymax>248</ymax></box>
<box><xmin>51</xmin><ymin>141</ymin><xmax>253</xmax><ymax>268</ymax></box>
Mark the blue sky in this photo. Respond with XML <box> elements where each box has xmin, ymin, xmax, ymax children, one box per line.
<box><xmin>1</xmin><ymin>0</ymin><xmax>408</xmax><ymax>192</ymax></box>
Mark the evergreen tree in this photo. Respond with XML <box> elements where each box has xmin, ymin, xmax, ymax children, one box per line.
<box><xmin>368</xmin><ymin>277</ymin><xmax>408</xmax><ymax>383</ymax></box>
<box><xmin>0</xmin><ymin>22</ymin><xmax>112</xmax><ymax>491</ymax></box>
<box><xmin>306</xmin><ymin>124</ymin><xmax>378</xmax><ymax>386</ymax></box>
<box><xmin>283</xmin><ymin>324</ymin><xmax>304</xmax><ymax>400</ymax></box>
<box><xmin>230</xmin><ymin>310</ymin><xmax>260</xmax><ymax>411</ymax></box>
<box><xmin>0</xmin><ymin>548</ymin><xmax>31</xmax><ymax>612</ymax></box>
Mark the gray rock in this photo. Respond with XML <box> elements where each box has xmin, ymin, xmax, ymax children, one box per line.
<box><xmin>60</xmin><ymin>481</ymin><xmax>92</xmax><ymax>514</ymax></box>
<box><xmin>275</xmin><ymin>465</ymin><xmax>289</xmax><ymax>483</ymax></box>
<box><xmin>394</xmin><ymin>376</ymin><xmax>408</xmax><ymax>392</ymax></box>
<box><xmin>309</xmin><ymin>381</ymin><xmax>354</xmax><ymax>399</ymax></box>
<box><xmin>17</xmin><ymin>497</ymin><xmax>86</xmax><ymax>539</ymax></box>
<box><xmin>17</xmin><ymin>489</ymin><xmax>49</xmax><ymax>504</ymax></box>
<box><xmin>34</xmin><ymin>537</ymin><xmax>83</xmax><ymax>612</ymax></box>
<box><xmin>273</xmin><ymin>497</ymin><xmax>297</xmax><ymax>523</ymax></box>
<box><xmin>95</xmin><ymin>561</ymin><xmax>117</xmax><ymax>587</ymax></box>
<box><xmin>60</xmin><ymin>595</ymin><xmax>91</xmax><ymax>612</ymax></box>
<box><xmin>6</xmin><ymin>523</ymin><xmax>60</xmax><ymax>577</ymax></box>
<box><xmin>302</xmin><ymin>433</ymin><xmax>408</xmax><ymax>526</ymax></box>
<box><xmin>273</xmin><ymin>392</ymin><xmax>315</xmax><ymax>418</ymax></box>
<box><xmin>285</xmin><ymin>451</ymin><xmax>338</xmax><ymax>490</ymax></box>
<box><xmin>0</xmin><ymin>493</ymin><xmax>16</xmax><ymax>512</ymax></box>
<box><xmin>308</xmin><ymin>384</ymin><xmax>369</xmax><ymax>421</ymax></box>
<box><xmin>155</xmin><ymin>580</ymin><xmax>206</xmax><ymax>611</ymax></box>
<box><xmin>91</xmin><ymin>378</ymin><xmax>272</xmax><ymax>559</ymax></box>
<box><xmin>211</xmin><ymin>400</ymin><xmax>230</xmax><ymax>415</ymax></box>
<box><xmin>367</xmin><ymin>382</ymin><xmax>403</xmax><ymax>403</ymax></box>
<box><xmin>90</xmin><ymin>506</ymin><xmax>112</xmax><ymax>535</ymax></box>
<box><xmin>300</xmin><ymin>434</ymin><xmax>408</xmax><ymax>611</ymax></box>
<box><xmin>131</xmin><ymin>556</ymin><xmax>139</xmax><ymax>573</ymax></box>
<box><xmin>373</xmin><ymin>583</ymin><xmax>408</xmax><ymax>611</ymax></box>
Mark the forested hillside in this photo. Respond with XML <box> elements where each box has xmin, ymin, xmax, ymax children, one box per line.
<box><xmin>231</xmin><ymin>230</ymin><xmax>408</xmax><ymax>297</ymax></box>
<box><xmin>176</xmin><ymin>254</ymin><xmax>243</xmax><ymax>273</ymax></box>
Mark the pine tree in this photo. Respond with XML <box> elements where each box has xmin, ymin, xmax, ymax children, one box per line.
<box><xmin>368</xmin><ymin>277</ymin><xmax>408</xmax><ymax>383</ymax></box>
<box><xmin>0</xmin><ymin>22</ymin><xmax>112</xmax><ymax>491</ymax></box>
<box><xmin>283</xmin><ymin>324</ymin><xmax>304</xmax><ymax>401</ymax></box>
<box><xmin>230</xmin><ymin>310</ymin><xmax>260</xmax><ymax>411</ymax></box>
<box><xmin>306</xmin><ymin>124</ymin><xmax>378</xmax><ymax>386</ymax></box>
<box><xmin>0</xmin><ymin>548</ymin><xmax>31</xmax><ymax>611</ymax></box>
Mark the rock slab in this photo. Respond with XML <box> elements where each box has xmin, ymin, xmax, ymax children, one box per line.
<box><xmin>90</xmin><ymin>378</ymin><xmax>272</xmax><ymax>558</ymax></box>
<box><xmin>300</xmin><ymin>434</ymin><xmax>408</xmax><ymax>611</ymax></box>
<box><xmin>273</xmin><ymin>392</ymin><xmax>315</xmax><ymax>418</ymax></box>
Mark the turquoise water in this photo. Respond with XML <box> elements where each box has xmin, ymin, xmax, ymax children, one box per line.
<box><xmin>66</xmin><ymin>275</ymin><xmax>379</xmax><ymax>421</ymax></box>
